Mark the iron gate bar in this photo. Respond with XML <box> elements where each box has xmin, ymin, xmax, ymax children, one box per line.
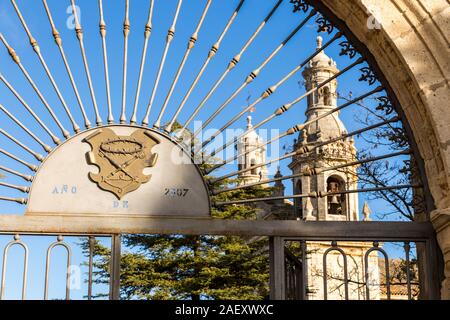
<box><xmin>323</xmin><ymin>243</ymin><xmax>349</xmax><ymax>300</ymax></box>
<box><xmin>0</xmin><ymin>128</ymin><xmax>44</xmax><ymax>162</ymax></box>
<box><xmin>0</xmin><ymin>216</ymin><xmax>435</xmax><ymax>239</ymax></box>
<box><xmin>170</xmin><ymin>0</ymin><xmax>283</xmax><ymax>134</ymax></box>
<box><xmin>364</xmin><ymin>242</ymin><xmax>391</xmax><ymax>300</ymax></box>
<box><xmin>0</xmin><ymin>72</ymin><xmax>61</xmax><ymax>145</ymax></box>
<box><xmin>204</xmin><ymin>85</ymin><xmax>383</xmax><ymax>168</ymax></box>
<box><xmin>42</xmin><ymin>0</ymin><xmax>91</xmax><ymax>130</ymax></box>
<box><xmin>142</xmin><ymin>0</ymin><xmax>183</xmax><ymax>127</ymax></box>
<box><xmin>0</xmin><ymin>104</ymin><xmax>52</xmax><ymax>153</ymax></box>
<box><xmin>70</xmin><ymin>0</ymin><xmax>102</xmax><ymax>126</ymax></box>
<box><xmin>165</xmin><ymin>0</ymin><xmax>246</xmax><ymax>133</ymax></box>
<box><xmin>0</xmin><ymin>33</ymin><xmax>70</xmax><ymax>139</ymax></box>
<box><xmin>198</xmin><ymin>33</ymin><xmax>344</xmax><ymax>151</ymax></box>
<box><xmin>109</xmin><ymin>234</ymin><xmax>121</xmax><ymax>300</ymax></box>
<box><xmin>120</xmin><ymin>0</ymin><xmax>131</xmax><ymax>124</ymax></box>
<box><xmin>44</xmin><ymin>235</ymin><xmax>72</xmax><ymax>300</ymax></box>
<box><xmin>208</xmin><ymin>116</ymin><xmax>398</xmax><ymax>180</ymax></box>
<box><xmin>193</xmin><ymin>9</ymin><xmax>318</xmax><ymax>141</ymax></box>
<box><xmin>0</xmin><ymin>234</ymin><xmax>28</xmax><ymax>300</ymax></box>
<box><xmin>10</xmin><ymin>0</ymin><xmax>80</xmax><ymax>134</ymax></box>
<box><xmin>197</xmin><ymin>56</ymin><xmax>363</xmax><ymax>152</ymax></box>
<box><xmin>98</xmin><ymin>0</ymin><xmax>113</xmax><ymax>125</ymax></box>
<box><xmin>130</xmin><ymin>0</ymin><xmax>155</xmax><ymax>125</ymax></box>
<box><xmin>215</xmin><ymin>184</ymin><xmax>419</xmax><ymax>206</ymax></box>
<box><xmin>154</xmin><ymin>0</ymin><xmax>213</xmax><ymax>129</ymax></box>
<box><xmin>0</xmin><ymin>182</ymin><xmax>29</xmax><ymax>194</ymax></box>
<box><xmin>212</xmin><ymin>149</ymin><xmax>410</xmax><ymax>194</ymax></box>
<box><xmin>404</xmin><ymin>242</ymin><xmax>412</xmax><ymax>300</ymax></box>
<box><xmin>0</xmin><ymin>148</ymin><xmax>39</xmax><ymax>172</ymax></box>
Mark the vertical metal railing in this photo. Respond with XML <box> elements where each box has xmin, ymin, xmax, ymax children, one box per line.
<box><xmin>364</xmin><ymin>241</ymin><xmax>390</xmax><ymax>300</ymax></box>
<box><xmin>271</xmin><ymin>235</ymin><xmax>437</xmax><ymax>301</ymax></box>
<box><xmin>323</xmin><ymin>241</ymin><xmax>349</xmax><ymax>300</ymax></box>
<box><xmin>0</xmin><ymin>234</ymin><xmax>28</xmax><ymax>300</ymax></box>
<box><xmin>44</xmin><ymin>235</ymin><xmax>72</xmax><ymax>300</ymax></box>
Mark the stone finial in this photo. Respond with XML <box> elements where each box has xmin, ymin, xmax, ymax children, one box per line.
<box><xmin>362</xmin><ymin>202</ymin><xmax>372</xmax><ymax>221</ymax></box>
<box><xmin>316</xmin><ymin>36</ymin><xmax>323</xmax><ymax>49</ymax></box>
<box><xmin>304</xmin><ymin>197</ymin><xmax>314</xmax><ymax>220</ymax></box>
<box><xmin>247</xmin><ymin>115</ymin><xmax>253</xmax><ymax>130</ymax></box>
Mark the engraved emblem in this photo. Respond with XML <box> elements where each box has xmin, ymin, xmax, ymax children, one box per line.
<box><xmin>83</xmin><ymin>128</ymin><xmax>159</xmax><ymax>199</ymax></box>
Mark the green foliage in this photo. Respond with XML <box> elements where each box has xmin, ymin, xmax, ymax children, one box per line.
<box><xmin>83</xmin><ymin>176</ymin><xmax>274</xmax><ymax>300</ymax></box>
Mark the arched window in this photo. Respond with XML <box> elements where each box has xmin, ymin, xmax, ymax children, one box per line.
<box><xmin>326</xmin><ymin>176</ymin><xmax>346</xmax><ymax>215</ymax></box>
<box><xmin>323</xmin><ymin>86</ymin><xmax>331</xmax><ymax>105</ymax></box>
<box><xmin>250</xmin><ymin>159</ymin><xmax>257</xmax><ymax>175</ymax></box>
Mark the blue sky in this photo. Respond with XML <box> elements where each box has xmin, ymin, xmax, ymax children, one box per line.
<box><xmin>0</xmin><ymin>0</ymin><xmax>413</xmax><ymax>299</ymax></box>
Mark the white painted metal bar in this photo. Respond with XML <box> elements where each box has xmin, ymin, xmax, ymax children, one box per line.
<box><xmin>199</xmin><ymin>32</ymin><xmax>343</xmax><ymax>147</ymax></box>
<box><xmin>120</xmin><ymin>0</ymin><xmax>130</xmax><ymax>124</ymax></box>
<box><xmin>44</xmin><ymin>236</ymin><xmax>72</xmax><ymax>300</ymax></box>
<box><xmin>165</xmin><ymin>0</ymin><xmax>246</xmax><ymax>132</ymax></box>
<box><xmin>0</xmin><ymin>148</ymin><xmax>38</xmax><ymax>172</ymax></box>
<box><xmin>205</xmin><ymin>85</ymin><xmax>382</xmax><ymax>165</ymax></box>
<box><xmin>192</xmin><ymin>8</ymin><xmax>318</xmax><ymax>137</ymax></box>
<box><xmin>98</xmin><ymin>0</ymin><xmax>113</xmax><ymax>124</ymax></box>
<box><xmin>0</xmin><ymin>235</ymin><xmax>28</xmax><ymax>300</ymax></box>
<box><xmin>169</xmin><ymin>0</ymin><xmax>283</xmax><ymax>134</ymax></box>
<box><xmin>0</xmin><ymin>197</ymin><xmax>27</xmax><ymax>205</ymax></box>
<box><xmin>0</xmin><ymin>128</ymin><xmax>44</xmax><ymax>162</ymax></box>
<box><xmin>0</xmin><ymin>34</ymin><xmax>70</xmax><ymax>139</ymax></box>
<box><xmin>130</xmin><ymin>0</ymin><xmax>154</xmax><ymax>125</ymax></box>
<box><xmin>198</xmin><ymin>56</ymin><xmax>364</xmax><ymax>152</ymax></box>
<box><xmin>142</xmin><ymin>0</ymin><xmax>183</xmax><ymax>126</ymax></box>
<box><xmin>209</xmin><ymin>116</ymin><xmax>399</xmax><ymax>182</ymax></box>
<box><xmin>213</xmin><ymin>150</ymin><xmax>410</xmax><ymax>194</ymax></box>
<box><xmin>0</xmin><ymin>73</ymin><xmax>61</xmax><ymax>145</ymax></box>
<box><xmin>42</xmin><ymin>0</ymin><xmax>91</xmax><ymax>129</ymax></box>
<box><xmin>0</xmin><ymin>104</ymin><xmax>52</xmax><ymax>153</ymax></box>
<box><xmin>70</xmin><ymin>0</ymin><xmax>103</xmax><ymax>126</ymax></box>
<box><xmin>0</xmin><ymin>181</ymin><xmax>29</xmax><ymax>194</ymax></box>
<box><xmin>154</xmin><ymin>0</ymin><xmax>213</xmax><ymax>129</ymax></box>
<box><xmin>0</xmin><ymin>164</ymin><xmax>33</xmax><ymax>182</ymax></box>
<box><xmin>10</xmin><ymin>0</ymin><xmax>80</xmax><ymax>134</ymax></box>
<box><xmin>214</xmin><ymin>184</ymin><xmax>418</xmax><ymax>206</ymax></box>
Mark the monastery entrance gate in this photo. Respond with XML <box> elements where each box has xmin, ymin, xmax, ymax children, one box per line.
<box><xmin>0</xmin><ymin>0</ymin><xmax>446</xmax><ymax>300</ymax></box>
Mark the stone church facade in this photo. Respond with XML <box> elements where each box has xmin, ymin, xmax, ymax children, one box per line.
<box><xmin>237</xmin><ymin>37</ymin><xmax>381</xmax><ymax>299</ymax></box>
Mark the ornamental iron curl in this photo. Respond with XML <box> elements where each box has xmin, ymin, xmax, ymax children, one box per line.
<box><xmin>316</xmin><ymin>15</ymin><xmax>334</xmax><ymax>34</ymax></box>
<box><xmin>290</xmin><ymin>0</ymin><xmax>309</xmax><ymax>13</ymax></box>
<box><xmin>339</xmin><ymin>40</ymin><xmax>357</xmax><ymax>59</ymax></box>
<box><xmin>359</xmin><ymin>67</ymin><xmax>377</xmax><ymax>86</ymax></box>
<box><xmin>376</xmin><ymin>96</ymin><xmax>395</xmax><ymax>115</ymax></box>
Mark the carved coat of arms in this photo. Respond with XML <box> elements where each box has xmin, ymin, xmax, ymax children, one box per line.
<box><xmin>83</xmin><ymin>128</ymin><xmax>159</xmax><ymax>199</ymax></box>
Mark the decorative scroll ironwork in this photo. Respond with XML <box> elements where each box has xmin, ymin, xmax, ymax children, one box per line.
<box><xmin>339</xmin><ymin>40</ymin><xmax>357</xmax><ymax>58</ymax></box>
<box><xmin>316</xmin><ymin>15</ymin><xmax>334</xmax><ymax>34</ymax></box>
<box><xmin>376</xmin><ymin>96</ymin><xmax>395</xmax><ymax>115</ymax></box>
<box><xmin>290</xmin><ymin>0</ymin><xmax>309</xmax><ymax>13</ymax></box>
<box><xmin>359</xmin><ymin>67</ymin><xmax>377</xmax><ymax>85</ymax></box>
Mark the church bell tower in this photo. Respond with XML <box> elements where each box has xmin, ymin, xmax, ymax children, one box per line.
<box><xmin>289</xmin><ymin>36</ymin><xmax>359</xmax><ymax>222</ymax></box>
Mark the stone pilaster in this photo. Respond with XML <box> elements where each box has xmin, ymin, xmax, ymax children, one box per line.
<box><xmin>431</xmin><ymin>208</ymin><xmax>450</xmax><ymax>299</ymax></box>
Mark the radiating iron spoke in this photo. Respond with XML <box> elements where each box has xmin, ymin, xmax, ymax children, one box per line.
<box><xmin>142</xmin><ymin>0</ymin><xmax>183</xmax><ymax>126</ymax></box>
<box><xmin>130</xmin><ymin>0</ymin><xmax>155</xmax><ymax>125</ymax></box>
<box><xmin>164</xmin><ymin>0</ymin><xmax>246</xmax><ymax>133</ymax></box>
<box><xmin>191</xmin><ymin>8</ymin><xmax>318</xmax><ymax>139</ymax></box>
<box><xmin>0</xmin><ymin>34</ymin><xmax>70</xmax><ymax>139</ymax></box>
<box><xmin>10</xmin><ymin>0</ymin><xmax>80</xmax><ymax>134</ymax></box>
<box><xmin>168</xmin><ymin>0</ymin><xmax>284</xmax><ymax>133</ymax></box>
<box><xmin>70</xmin><ymin>0</ymin><xmax>103</xmax><ymax>126</ymax></box>
<box><xmin>154</xmin><ymin>0</ymin><xmax>213</xmax><ymax>129</ymax></box>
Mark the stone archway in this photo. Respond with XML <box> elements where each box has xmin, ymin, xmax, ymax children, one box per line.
<box><xmin>315</xmin><ymin>0</ymin><xmax>450</xmax><ymax>299</ymax></box>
